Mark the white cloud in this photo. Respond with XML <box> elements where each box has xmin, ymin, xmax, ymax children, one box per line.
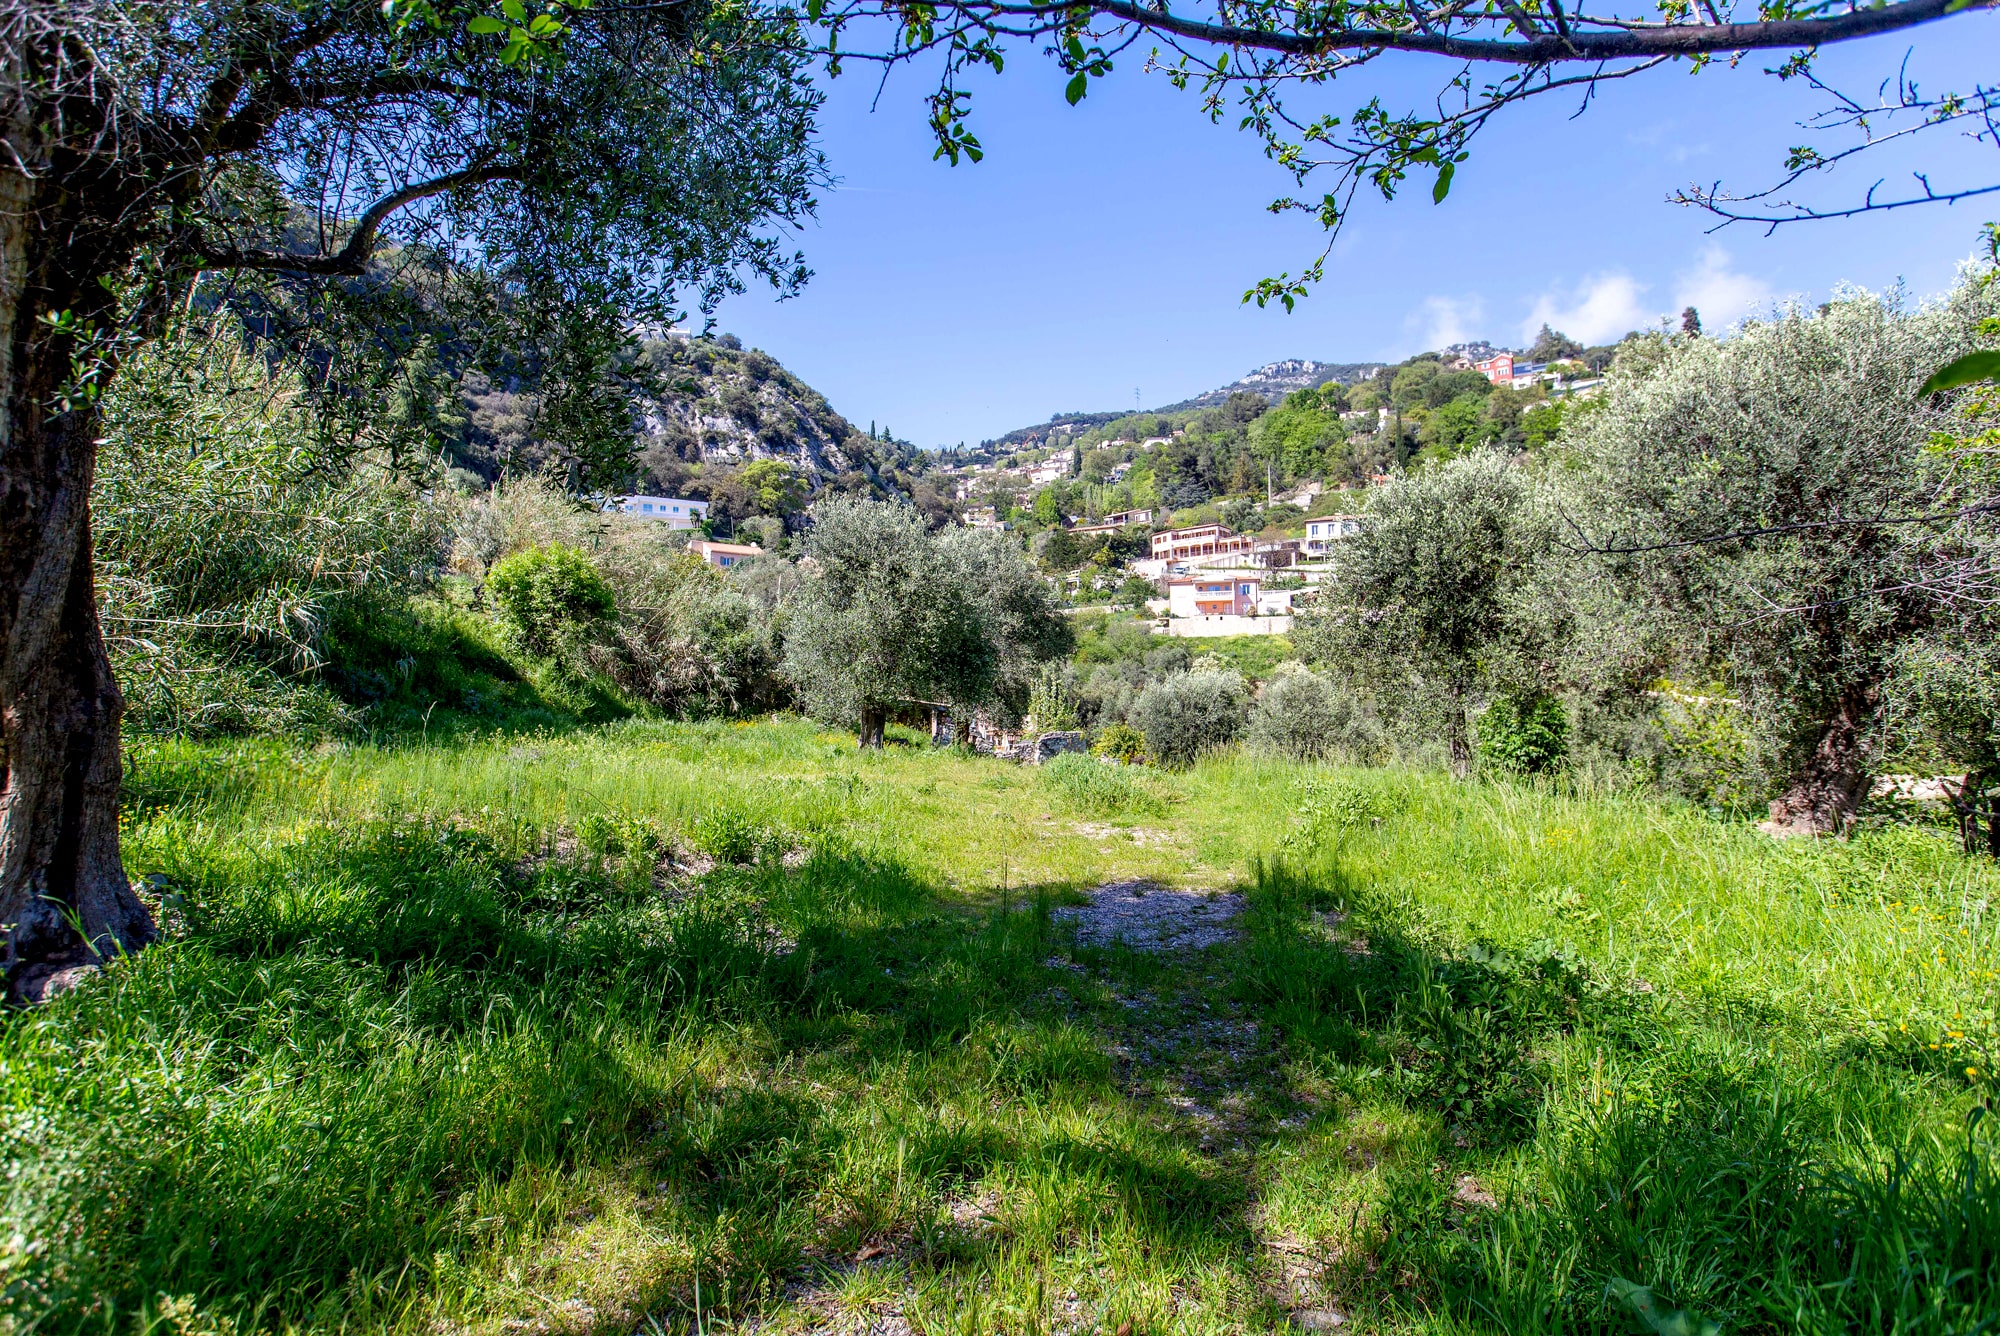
<box><xmin>1519</xmin><ymin>272</ymin><xmax>1653</xmax><ymax>347</ymax></box>
<box><xmin>1673</xmin><ymin>245</ymin><xmax>1775</xmax><ymax>332</ymax></box>
<box><xmin>1410</xmin><ymin>295</ymin><xmax>1486</xmax><ymax>350</ymax></box>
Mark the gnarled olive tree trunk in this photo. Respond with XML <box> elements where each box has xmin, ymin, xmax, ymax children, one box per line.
<box><xmin>0</xmin><ymin>143</ymin><xmax>156</xmax><ymax>983</ymax></box>
<box><xmin>1761</xmin><ymin>684</ymin><xmax>1878</xmax><ymax>837</ymax></box>
<box><xmin>856</xmin><ymin>703</ymin><xmax>886</xmax><ymax>749</ymax></box>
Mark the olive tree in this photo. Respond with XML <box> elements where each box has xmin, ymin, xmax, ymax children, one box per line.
<box><xmin>0</xmin><ymin>0</ymin><xmax>821</xmax><ymax>978</ymax></box>
<box><xmin>1560</xmin><ymin>280</ymin><xmax>2000</xmax><ymax>834</ymax></box>
<box><xmin>1293</xmin><ymin>449</ymin><xmax>1538</xmax><ymax>776</ymax></box>
<box><xmin>783</xmin><ymin>496</ymin><xmax>1067</xmax><ymax>745</ymax></box>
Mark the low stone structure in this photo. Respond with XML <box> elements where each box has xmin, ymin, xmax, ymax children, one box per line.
<box><xmin>1031</xmin><ymin>732</ymin><xmax>1087</xmax><ymax>764</ymax></box>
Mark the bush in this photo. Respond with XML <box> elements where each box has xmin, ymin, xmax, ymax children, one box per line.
<box><xmin>1477</xmin><ymin>692</ymin><xmax>1570</xmax><ymax>775</ymax></box>
<box><xmin>1039</xmin><ymin>752</ymin><xmax>1162</xmax><ymax>816</ymax></box>
<box><xmin>1133</xmin><ymin>668</ymin><xmax>1245</xmax><ymax>768</ymax></box>
<box><xmin>1092</xmin><ymin>721</ymin><xmax>1147</xmax><ymax>764</ymax></box>
<box><xmin>487</xmin><ymin>544</ymin><xmax>617</xmax><ymax>658</ymax></box>
<box><xmin>1248</xmin><ymin>663</ymin><xmax>1381</xmax><ymax>762</ymax></box>
<box><xmin>1116</xmin><ymin>577</ymin><xmax>1157</xmax><ymax>610</ymax></box>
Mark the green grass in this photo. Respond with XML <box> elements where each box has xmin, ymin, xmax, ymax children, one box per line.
<box><xmin>6</xmin><ymin>718</ymin><xmax>1999</xmax><ymax>1335</ymax></box>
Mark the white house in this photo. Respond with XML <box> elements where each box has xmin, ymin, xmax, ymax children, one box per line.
<box><xmin>611</xmin><ymin>495</ymin><xmax>708</xmax><ymax>528</ymax></box>
<box><xmin>1028</xmin><ymin>447</ymin><xmax>1077</xmax><ymax>485</ymax></box>
<box><xmin>1302</xmin><ymin>514</ymin><xmax>1363</xmax><ymax>557</ymax></box>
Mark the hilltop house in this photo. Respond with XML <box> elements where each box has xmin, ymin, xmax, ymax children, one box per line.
<box><xmin>1028</xmin><ymin>448</ymin><xmax>1076</xmax><ymax>484</ymax></box>
<box><xmin>610</xmin><ymin>495</ymin><xmax>709</xmax><ymax>528</ymax></box>
<box><xmin>1068</xmin><ymin>508</ymin><xmax>1153</xmax><ymax>536</ymax></box>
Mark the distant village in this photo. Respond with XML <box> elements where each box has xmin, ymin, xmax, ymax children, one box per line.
<box><xmin>600</xmin><ymin>339</ymin><xmax>1613</xmax><ymax>636</ymax></box>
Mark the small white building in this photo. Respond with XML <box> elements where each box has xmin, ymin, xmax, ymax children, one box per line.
<box><xmin>1168</xmin><ymin>573</ymin><xmax>1264</xmax><ymax>620</ymax></box>
<box><xmin>611</xmin><ymin>495</ymin><xmax>708</xmax><ymax>528</ymax></box>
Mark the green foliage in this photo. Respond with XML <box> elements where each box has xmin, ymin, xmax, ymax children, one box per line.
<box><xmin>95</xmin><ymin>318</ymin><xmax>450</xmax><ymax>737</ymax></box>
<box><xmin>1091</xmin><ymin>720</ymin><xmax>1148</xmax><ymax>763</ymax></box>
<box><xmin>687</xmin><ymin>808</ymin><xmax>765</xmax><ymax>863</ymax></box>
<box><xmin>10</xmin><ymin>722</ymin><xmax>2000</xmax><ymax>1333</ymax></box>
<box><xmin>486</xmin><ymin>544</ymin><xmax>618</xmax><ymax>658</ymax></box>
<box><xmin>1132</xmin><ymin>668</ymin><xmax>1246</xmax><ymax>768</ymax></box>
<box><xmin>1476</xmin><ymin>692</ymin><xmax>1571</xmax><ymax>775</ymax></box>
<box><xmin>1519</xmin><ymin>399</ymin><xmax>1568</xmax><ymax>450</ymax></box>
<box><xmin>738</xmin><ymin>458</ymin><xmax>810</xmax><ymax>515</ymax></box>
<box><xmin>1247</xmin><ymin>662</ymin><xmax>1380</xmax><ymax>762</ymax></box>
<box><xmin>1280</xmin><ymin>775</ymin><xmax>1391</xmax><ymax>859</ymax></box>
<box><xmin>1038</xmin><ymin>752</ymin><xmax>1163</xmax><ymax>816</ymax></box>
<box><xmin>784</xmin><ymin>497</ymin><xmax>1070</xmax><ymax>731</ymax></box>
<box><xmin>1032</xmin><ymin>487</ymin><xmax>1064</xmax><ymax>526</ymax></box>
<box><xmin>1422</xmin><ymin>392</ymin><xmax>1496</xmax><ymax>457</ymax></box>
<box><xmin>1560</xmin><ymin>280</ymin><xmax>2000</xmax><ymax>813</ymax></box>
<box><xmin>1920</xmin><ymin>349</ymin><xmax>2000</xmax><ymax>395</ymax></box>
<box><xmin>1027</xmin><ymin>662</ymin><xmax>1082</xmax><ymax>732</ymax></box>
<box><xmin>1295</xmin><ymin>450</ymin><xmax>1538</xmax><ymax>772</ymax></box>
<box><xmin>1647</xmin><ymin>685</ymin><xmax>1758</xmax><ymax>811</ymax></box>
<box><xmin>1115</xmin><ymin>576</ymin><xmax>1157</xmax><ymax>610</ymax></box>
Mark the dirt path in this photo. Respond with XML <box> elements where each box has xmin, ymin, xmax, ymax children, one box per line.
<box><xmin>767</xmin><ymin>880</ymin><xmax>1347</xmax><ymax>1335</ymax></box>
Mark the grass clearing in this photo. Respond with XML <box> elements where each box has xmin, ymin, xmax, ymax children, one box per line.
<box><xmin>7</xmin><ymin>717</ymin><xmax>1999</xmax><ymax>1334</ymax></box>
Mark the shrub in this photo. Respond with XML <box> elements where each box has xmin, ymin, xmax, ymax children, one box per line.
<box><xmin>1028</xmin><ymin>662</ymin><xmax>1081</xmax><ymax>733</ymax></box>
<box><xmin>487</xmin><ymin>544</ymin><xmax>617</xmax><ymax>657</ymax></box>
<box><xmin>1283</xmin><ymin>776</ymin><xmax>1393</xmax><ymax>858</ymax></box>
<box><xmin>687</xmin><ymin>809</ymin><xmax>763</xmax><ymax>864</ymax></box>
<box><xmin>1039</xmin><ymin>751</ymin><xmax>1162</xmax><ymax>817</ymax></box>
<box><xmin>1092</xmin><ymin>721</ymin><xmax>1147</xmax><ymax>764</ymax></box>
<box><xmin>1133</xmin><ymin>668</ymin><xmax>1245</xmax><ymax>768</ymax></box>
<box><xmin>1115</xmin><ymin>576</ymin><xmax>1157</xmax><ymax>609</ymax></box>
<box><xmin>1248</xmin><ymin>663</ymin><xmax>1382</xmax><ymax>762</ymax></box>
<box><xmin>1477</xmin><ymin>692</ymin><xmax>1571</xmax><ymax>775</ymax></box>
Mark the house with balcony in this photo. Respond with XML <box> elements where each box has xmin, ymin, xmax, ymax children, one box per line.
<box><xmin>1150</xmin><ymin>523</ymin><xmax>1253</xmax><ymax>563</ymax></box>
<box><xmin>1168</xmin><ymin>573</ymin><xmax>1264</xmax><ymax>619</ymax></box>
<box><xmin>1067</xmin><ymin>508</ymin><xmax>1154</xmax><ymax>537</ymax></box>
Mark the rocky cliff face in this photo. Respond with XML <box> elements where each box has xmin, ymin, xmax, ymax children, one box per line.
<box><xmin>630</xmin><ymin>333</ymin><xmax>872</xmax><ymax>483</ymax></box>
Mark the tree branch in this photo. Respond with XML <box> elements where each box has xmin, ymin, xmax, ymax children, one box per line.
<box><xmin>190</xmin><ymin>162</ymin><xmax>522</xmax><ymax>275</ymax></box>
<box><xmin>918</xmin><ymin>0</ymin><xmax>1977</xmax><ymax>63</ymax></box>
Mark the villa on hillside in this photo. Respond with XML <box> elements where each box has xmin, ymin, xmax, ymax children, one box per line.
<box><xmin>609</xmin><ymin>495</ymin><xmax>709</xmax><ymax>528</ymax></box>
<box><xmin>1150</xmin><ymin>523</ymin><xmax>1253</xmax><ymax>563</ymax></box>
<box><xmin>1164</xmin><ymin>573</ymin><xmax>1298</xmax><ymax>633</ymax></box>
<box><xmin>1068</xmin><ymin>508</ymin><xmax>1154</xmax><ymax>536</ymax></box>
<box><xmin>1168</xmin><ymin>574</ymin><xmax>1263</xmax><ymax>619</ymax></box>
<box><xmin>1028</xmin><ymin>448</ymin><xmax>1076</xmax><ymax>485</ymax></box>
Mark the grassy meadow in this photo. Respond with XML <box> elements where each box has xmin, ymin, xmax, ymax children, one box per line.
<box><xmin>6</xmin><ymin>717</ymin><xmax>1999</xmax><ymax>1335</ymax></box>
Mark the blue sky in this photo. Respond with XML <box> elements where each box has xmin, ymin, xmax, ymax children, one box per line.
<box><xmin>712</xmin><ymin>15</ymin><xmax>1998</xmax><ymax>447</ymax></box>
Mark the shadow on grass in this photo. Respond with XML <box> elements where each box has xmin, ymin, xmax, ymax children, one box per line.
<box><xmin>10</xmin><ymin>822</ymin><xmax>1998</xmax><ymax>1336</ymax></box>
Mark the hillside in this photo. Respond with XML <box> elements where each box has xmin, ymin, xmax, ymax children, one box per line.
<box><xmin>456</xmin><ymin>329</ymin><xmax>920</xmax><ymax>500</ymax></box>
<box><xmin>984</xmin><ymin>358</ymin><xmax>1386</xmax><ymax>448</ymax></box>
<box><xmin>1156</xmin><ymin>357</ymin><xmax>1387</xmax><ymax>410</ymax></box>
<box><xmin>628</xmin><ymin>332</ymin><xmax>886</xmax><ymax>486</ymax></box>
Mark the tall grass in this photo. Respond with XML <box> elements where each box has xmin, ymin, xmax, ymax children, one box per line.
<box><xmin>6</xmin><ymin>721</ymin><xmax>1998</xmax><ymax>1334</ymax></box>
